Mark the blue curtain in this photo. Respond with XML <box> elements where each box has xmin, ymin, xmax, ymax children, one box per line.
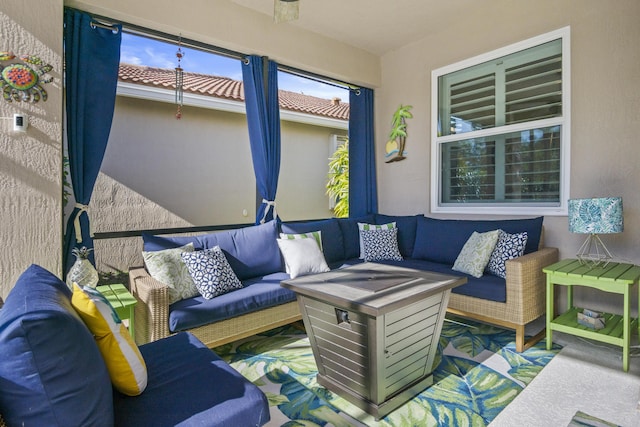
<box><xmin>348</xmin><ymin>87</ymin><xmax>378</xmax><ymax>217</ymax></box>
<box><xmin>63</xmin><ymin>9</ymin><xmax>122</xmax><ymax>277</ymax></box>
<box><xmin>242</xmin><ymin>55</ymin><xmax>281</xmax><ymax>224</ymax></box>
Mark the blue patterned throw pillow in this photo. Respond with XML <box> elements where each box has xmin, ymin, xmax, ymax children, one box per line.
<box><xmin>486</xmin><ymin>230</ymin><xmax>528</xmax><ymax>278</ymax></box>
<box><xmin>361</xmin><ymin>228</ymin><xmax>403</xmax><ymax>262</ymax></box>
<box><xmin>181</xmin><ymin>247</ymin><xmax>243</xmax><ymax>299</ymax></box>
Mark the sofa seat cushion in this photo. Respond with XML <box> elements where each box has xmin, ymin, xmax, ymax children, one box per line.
<box><xmin>113</xmin><ymin>332</ymin><xmax>269</xmax><ymax>427</ymax></box>
<box><xmin>142</xmin><ymin>220</ymin><xmax>282</xmax><ymax>281</ymax></box>
<box><xmin>169</xmin><ymin>272</ymin><xmax>296</xmax><ymax>332</ymax></box>
<box><xmin>0</xmin><ymin>265</ymin><xmax>114</xmax><ymax>426</ymax></box>
<box><xmin>340</xmin><ymin>258</ymin><xmax>507</xmax><ymax>303</ymax></box>
<box><xmin>412</xmin><ymin>216</ymin><xmax>543</xmax><ymax>265</ymax></box>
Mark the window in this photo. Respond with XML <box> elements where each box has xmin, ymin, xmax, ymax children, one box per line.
<box><xmin>431</xmin><ymin>27</ymin><xmax>570</xmax><ymax>215</ymax></box>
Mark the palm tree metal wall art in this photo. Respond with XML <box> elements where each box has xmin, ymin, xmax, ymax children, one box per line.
<box><xmin>385</xmin><ymin>104</ymin><xmax>413</xmax><ymax>163</ymax></box>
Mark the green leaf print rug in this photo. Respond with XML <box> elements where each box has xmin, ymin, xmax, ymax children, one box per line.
<box><xmin>214</xmin><ymin>319</ymin><xmax>560</xmax><ymax>427</ymax></box>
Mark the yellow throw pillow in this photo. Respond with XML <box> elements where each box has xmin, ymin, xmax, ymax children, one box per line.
<box><xmin>71</xmin><ymin>284</ymin><xmax>147</xmax><ymax>396</ymax></box>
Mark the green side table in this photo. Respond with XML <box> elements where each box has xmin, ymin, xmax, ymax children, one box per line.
<box><xmin>96</xmin><ymin>284</ymin><xmax>137</xmax><ymax>340</ymax></box>
<box><xmin>544</xmin><ymin>259</ymin><xmax>640</xmax><ymax>371</ymax></box>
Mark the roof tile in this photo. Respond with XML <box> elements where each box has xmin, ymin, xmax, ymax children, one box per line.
<box><xmin>119</xmin><ymin>63</ymin><xmax>349</xmax><ymax>120</ymax></box>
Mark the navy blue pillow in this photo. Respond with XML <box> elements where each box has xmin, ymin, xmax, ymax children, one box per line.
<box><xmin>281</xmin><ymin>218</ymin><xmax>345</xmax><ymax>264</ymax></box>
<box><xmin>412</xmin><ymin>216</ymin><xmax>543</xmax><ymax>264</ymax></box>
<box><xmin>143</xmin><ymin>221</ymin><xmax>283</xmax><ymax>281</ymax></box>
<box><xmin>336</xmin><ymin>214</ymin><xmax>375</xmax><ymax>259</ymax></box>
<box><xmin>142</xmin><ymin>232</ymin><xmax>195</xmax><ymax>251</ymax></box>
<box><xmin>0</xmin><ymin>264</ymin><xmax>113</xmax><ymax>426</ymax></box>
<box><xmin>375</xmin><ymin>214</ymin><xmax>421</xmax><ymax>258</ymax></box>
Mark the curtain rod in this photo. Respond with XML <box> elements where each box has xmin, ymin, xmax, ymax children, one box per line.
<box><xmin>90</xmin><ymin>19</ymin><xmax>120</xmax><ymax>34</ymax></box>
<box><xmin>71</xmin><ymin>7</ymin><xmax>362</xmax><ymax>91</ymax></box>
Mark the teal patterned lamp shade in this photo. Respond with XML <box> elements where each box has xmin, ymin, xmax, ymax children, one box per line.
<box><xmin>568</xmin><ymin>197</ymin><xmax>623</xmax><ymax>266</ymax></box>
<box><xmin>568</xmin><ymin>197</ymin><xmax>623</xmax><ymax>234</ymax></box>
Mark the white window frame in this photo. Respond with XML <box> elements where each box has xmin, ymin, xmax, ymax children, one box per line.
<box><xmin>430</xmin><ymin>27</ymin><xmax>571</xmax><ymax>216</ymax></box>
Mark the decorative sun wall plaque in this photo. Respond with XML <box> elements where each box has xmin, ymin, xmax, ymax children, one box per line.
<box><xmin>0</xmin><ymin>52</ymin><xmax>53</xmax><ymax>103</ymax></box>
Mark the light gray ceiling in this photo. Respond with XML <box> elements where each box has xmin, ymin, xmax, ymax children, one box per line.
<box><xmin>231</xmin><ymin>0</ymin><xmax>482</xmax><ymax>56</ymax></box>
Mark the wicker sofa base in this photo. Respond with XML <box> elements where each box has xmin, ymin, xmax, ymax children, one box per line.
<box><xmin>187</xmin><ymin>301</ymin><xmax>301</xmax><ymax>348</ymax></box>
<box><xmin>131</xmin><ymin>239</ymin><xmax>558</xmax><ymax>352</ymax></box>
<box><xmin>447</xmin><ymin>246</ymin><xmax>558</xmax><ymax>352</ymax></box>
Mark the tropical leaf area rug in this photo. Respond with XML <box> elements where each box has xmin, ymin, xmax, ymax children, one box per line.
<box><xmin>213</xmin><ymin>318</ymin><xmax>561</xmax><ymax>427</ymax></box>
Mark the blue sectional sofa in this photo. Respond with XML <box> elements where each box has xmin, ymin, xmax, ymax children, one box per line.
<box><xmin>131</xmin><ymin>214</ymin><xmax>558</xmax><ymax>352</ymax></box>
<box><xmin>0</xmin><ymin>265</ymin><xmax>269</xmax><ymax>427</ymax></box>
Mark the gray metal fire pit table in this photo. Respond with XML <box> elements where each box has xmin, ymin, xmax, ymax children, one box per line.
<box><xmin>281</xmin><ymin>262</ymin><xmax>466</xmax><ymax>420</ymax></box>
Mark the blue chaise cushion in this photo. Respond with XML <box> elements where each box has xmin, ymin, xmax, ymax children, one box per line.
<box><xmin>0</xmin><ymin>264</ymin><xmax>113</xmax><ymax>426</ymax></box>
<box><xmin>143</xmin><ymin>220</ymin><xmax>282</xmax><ymax>280</ymax></box>
<box><xmin>113</xmin><ymin>332</ymin><xmax>270</xmax><ymax>427</ymax></box>
<box><xmin>412</xmin><ymin>216</ymin><xmax>544</xmax><ymax>265</ymax></box>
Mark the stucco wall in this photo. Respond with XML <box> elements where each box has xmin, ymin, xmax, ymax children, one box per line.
<box><xmin>376</xmin><ymin>0</ymin><xmax>640</xmax><ymax>313</ymax></box>
<box><xmin>0</xmin><ymin>1</ymin><xmax>62</xmax><ymax>298</ymax></box>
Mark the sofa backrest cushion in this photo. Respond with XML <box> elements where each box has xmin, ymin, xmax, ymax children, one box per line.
<box><xmin>337</xmin><ymin>214</ymin><xmax>375</xmax><ymax>260</ymax></box>
<box><xmin>374</xmin><ymin>214</ymin><xmax>421</xmax><ymax>258</ymax></box>
<box><xmin>281</xmin><ymin>218</ymin><xmax>345</xmax><ymax>264</ymax></box>
<box><xmin>0</xmin><ymin>264</ymin><xmax>114</xmax><ymax>426</ymax></box>
<box><xmin>412</xmin><ymin>216</ymin><xmax>544</xmax><ymax>265</ymax></box>
<box><xmin>143</xmin><ymin>220</ymin><xmax>283</xmax><ymax>281</ymax></box>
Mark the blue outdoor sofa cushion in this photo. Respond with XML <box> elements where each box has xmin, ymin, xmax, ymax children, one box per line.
<box><xmin>0</xmin><ymin>265</ymin><xmax>114</xmax><ymax>426</ymax></box>
<box><xmin>340</xmin><ymin>257</ymin><xmax>507</xmax><ymax>303</ymax></box>
<box><xmin>281</xmin><ymin>218</ymin><xmax>346</xmax><ymax>264</ymax></box>
<box><xmin>169</xmin><ymin>272</ymin><xmax>296</xmax><ymax>332</ymax></box>
<box><xmin>374</xmin><ymin>214</ymin><xmax>422</xmax><ymax>258</ymax></box>
<box><xmin>143</xmin><ymin>220</ymin><xmax>282</xmax><ymax>281</ymax></box>
<box><xmin>113</xmin><ymin>332</ymin><xmax>270</xmax><ymax>427</ymax></box>
<box><xmin>337</xmin><ymin>214</ymin><xmax>375</xmax><ymax>259</ymax></box>
<box><xmin>412</xmin><ymin>216</ymin><xmax>543</xmax><ymax>265</ymax></box>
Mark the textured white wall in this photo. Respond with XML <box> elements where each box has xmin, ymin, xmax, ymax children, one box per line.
<box><xmin>0</xmin><ymin>1</ymin><xmax>62</xmax><ymax>298</ymax></box>
<box><xmin>377</xmin><ymin>0</ymin><xmax>640</xmax><ymax>313</ymax></box>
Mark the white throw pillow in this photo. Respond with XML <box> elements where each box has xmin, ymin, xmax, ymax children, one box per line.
<box><xmin>361</xmin><ymin>228</ymin><xmax>403</xmax><ymax>262</ymax></box>
<box><xmin>180</xmin><ymin>247</ymin><xmax>243</xmax><ymax>299</ymax></box>
<box><xmin>452</xmin><ymin>230</ymin><xmax>500</xmax><ymax>278</ymax></box>
<box><xmin>279</xmin><ymin>231</ymin><xmax>323</xmax><ymax>251</ymax></box>
<box><xmin>277</xmin><ymin>237</ymin><xmax>330</xmax><ymax>279</ymax></box>
<box><xmin>357</xmin><ymin>222</ymin><xmax>396</xmax><ymax>259</ymax></box>
<box><xmin>142</xmin><ymin>243</ymin><xmax>198</xmax><ymax>304</ymax></box>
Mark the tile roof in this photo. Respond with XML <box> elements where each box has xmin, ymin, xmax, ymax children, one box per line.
<box><xmin>118</xmin><ymin>63</ymin><xmax>349</xmax><ymax>121</ymax></box>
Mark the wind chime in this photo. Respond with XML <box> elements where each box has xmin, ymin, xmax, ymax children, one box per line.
<box><xmin>175</xmin><ymin>36</ymin><xmax>184</xmax><ymax>119</ymax></box>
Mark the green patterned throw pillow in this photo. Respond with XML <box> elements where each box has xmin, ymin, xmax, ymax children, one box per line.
<box><xmin>452</xmin><ymin>230</ymin><xmax>500</xmax><ymax>278</ymax></box>
<box><xmin>142</xmin><ymin>243</ymin><xmax>198</xmax><ymax>304</ymax></box>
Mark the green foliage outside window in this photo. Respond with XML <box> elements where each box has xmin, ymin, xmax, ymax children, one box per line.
<box><xmin>326</xmin><ymin>139</ymin><xmax>349</xmax><ymax>218</ymax></box>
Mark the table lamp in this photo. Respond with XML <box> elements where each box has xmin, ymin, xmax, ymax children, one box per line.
<box><xmin>568</xmin><ymin>197</ymin><xmax>623</xmax><ymax>267</ymax></box>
